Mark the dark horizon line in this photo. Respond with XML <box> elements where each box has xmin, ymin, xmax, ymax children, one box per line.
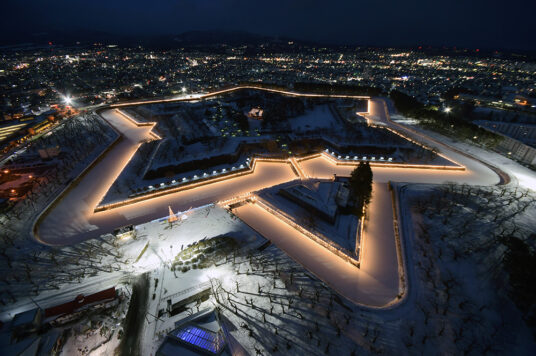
<box><xmin>1</xmin><ymin>28</ymin><xmax>535</xmax><ymax>56</ymax></box>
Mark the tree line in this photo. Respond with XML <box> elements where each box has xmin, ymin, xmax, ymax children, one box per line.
<box><xmin>389</xmin><ymin>90</ymin><xmax>503</xmax><ymax>149</ymax></box>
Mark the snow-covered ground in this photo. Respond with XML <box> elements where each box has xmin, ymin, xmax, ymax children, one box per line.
<box><xmin>0</xmin><ymin>114</ymin><xmax>120</xmax><ymax>312</ymax></box>
<box><xmin>5</xmin><ymin>87</ymin><xmax>536</xmax><ymax>354</ymax></box>
<box><xmin>0</xmin><ymin>204</ymin><xmax>259</xmax><ymax>320</ymax></box>
<box><xmin>142</xmin><ymin>244</ymin><xmax>375</xmax><ymax>356</ymax></box>
<box><xmin>290</xmin><ymin>104</ymin><xmax>338</xmax><ymax>131</ymax></box>
<box><xmin>73</xmin><ymin>180</ymin><xmax>533</xmax><ymax>355</ymax></box>
<box><xmin>59</xmin><ymin>293</ymin><xmax>128</xmax><ymax>356</ymax></box>
<box><xmin>257</xmin><ymin>181</ymin><xmax>359</xmax><ymax>253</ymax></box>
<box><xmin>394</xmin><ymin>182</ymin><xmax>536</xmax><ymax>354</ymax></box>
<box><xmin>31</xmin><ymin>93</ymin><xmax>510</xmax><ymax>305</ymax></box>
<box><xmin>410</xmin><ymin>125</ymin><xmax>536</xmax><ymax>189</ymax></box>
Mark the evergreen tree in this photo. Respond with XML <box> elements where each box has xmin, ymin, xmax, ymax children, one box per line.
<box><xmin>349</xmin><ymin>162</ymin><xmax>373</xmax><ymax>214</ymax></box>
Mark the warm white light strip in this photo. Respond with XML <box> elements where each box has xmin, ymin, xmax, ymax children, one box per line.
<box><xmin>95</xmin><ymin>147</ymin><xmax>465</xmax><ymax>213</ymax></box>
<box><xmin>253</xmin><ymin>196</ymin><xmax>360</xmax><ymax>267</ymax></box>
<box><xmin>319</xmin><ymin>151</ymin><xmax>465</xmax><ymax>171</ymax></box>
<box><xmin>114</xmin><ymin>109</ymin><xmax>162</xmax><ymax>140</ymax></box>
<box><xmin>94</xmin><ymin>157</ymin><xmax>295</xmax><ymax>212</ymax></box>
<box><xmin>109</xmin><ymin>85</ymin><xmax>371</xmax><ymax>108</ymax></box>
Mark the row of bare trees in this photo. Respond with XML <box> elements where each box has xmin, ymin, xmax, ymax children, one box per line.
<box><xmin>0</xmin><ymin>114</ymin><xmax>121</xmax><ymax>306</ymax></box>
<box><xmin>203</xmin><ymin>247</ymin><xmax>385</xmax><ymax>355</ymax></box>
<box><xmin>407</xmin><ymin>183</ymin><xmax>535</xmax><ymax>354</ymax></box>
<box><xmin>0</xmin><ymin>234</ymin><xmax>126</xmax><ymax>305</ymax></box>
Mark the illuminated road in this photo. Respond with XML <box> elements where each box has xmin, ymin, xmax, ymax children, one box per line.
<box><xmin>33</xmin><ymin>86</ymin><xmax>505</xmax><ymax>307</ymax></box>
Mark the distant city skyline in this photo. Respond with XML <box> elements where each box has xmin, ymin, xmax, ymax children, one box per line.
<box><xmin>2</xmin><ymin>0</ymin><xmax>535</xmax><ymax>51</ymax></box>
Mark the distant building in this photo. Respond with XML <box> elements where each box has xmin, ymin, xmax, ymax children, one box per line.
<box><xmin>0</xmin><ymin>122</ymin><xmax>28</xmax><ymax>143</ymax></box>
<box><xmin>475</xmin><ymin>121</ymin><xmax>536</xmax><ymax>166</ymax></box>
<box><xmin>44</xmin><ymin>287</ymin><xmax>117</xmax><ymax>323</ymax></box>
<box><xmin>247</xmin><ymin>107</ymin><xmax>263</xmax><ymax>119</ymax></box>
<box><xmin>475</xmin><ymin>121</ymin><xmax>536</xmax><ymax>147</ymax></box>
<box><xmin>157</xmin><ymin>308</ymin><xmax>231</xmax><ymax>356</ymax></box>
<box><xmin>456</xmin><ymin>94</ymin><xmax>535</xmax><ymax>112</ymax></box>
<box><xmin>514</xmin><ymin>95</ymin><xmax>532</xmax><ymax>107</ymax></box>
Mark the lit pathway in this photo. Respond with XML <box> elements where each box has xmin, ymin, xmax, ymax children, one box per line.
<box><xmin>366</xmin><ymin>99</ymin><xmax>502</xmax><ymax>185</ymax></box>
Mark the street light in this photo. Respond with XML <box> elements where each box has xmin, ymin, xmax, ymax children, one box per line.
<box><xmin>63</xmin><ymin>96</ymin><xmax>72</xmax><ymax>105</ymax></box>
<box><xmin>444</xmin><ymin>107</ymin><xmax>451</xmax><ymax>114</ymax></box>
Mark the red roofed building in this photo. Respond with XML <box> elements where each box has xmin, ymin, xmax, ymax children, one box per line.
<box><xmin>45</xmin><ymin>287</ymin><xmax>117</xmax><ymax>319</ymax></box>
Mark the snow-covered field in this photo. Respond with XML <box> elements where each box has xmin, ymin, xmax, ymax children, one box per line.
<box><xmin>394</xmin><ymin>182</ymin><xmax>536</xmax><ymax>354</ymax></box>
<box><xmin>119</xmin><ymin>181</ymin><xmax>536</xmax><ymax>355</ymax></box>
<box><xmin>290</xmin><ymin>104</ymin><xmax>338</xmax><ymax>131</ymax></box>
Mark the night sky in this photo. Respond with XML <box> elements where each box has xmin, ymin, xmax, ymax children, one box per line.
<box><xmin>2</xmin><ymin>0</ymin><xmax>535</xmax><ymax>50</ymax></box>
